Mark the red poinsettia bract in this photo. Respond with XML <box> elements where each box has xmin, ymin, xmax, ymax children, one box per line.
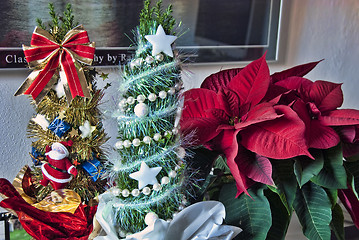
<box><xmin>338</xmin><ymin>185</ymin><xmax>359</xmax><ymax>229</ymax></box>
<box><xmin>271</xmin><ymin>69</ymin><xmax>359</xmax><ymax>154</ymax></box>
<box><xmin>180</xmin><ymin>54</ymin><xmax>312</xmax><ymax>196</ymax></box>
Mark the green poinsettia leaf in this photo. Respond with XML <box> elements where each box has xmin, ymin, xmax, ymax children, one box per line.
<box><xmin>264</xmin><ymin>189</ymin><xmax>291</xmax><ymax>240</ymax></box>
<box><xmin>330</xmin><ymin>203</ymin><xmax>345</xmax><ymax>240</ymax></box>
<box><xmin>325</xmin><ymin>188</ymin><xmax>338</xmax><ymax>207</ymax></box>
<box><xmin>219</xmin><ymin>183</ymin><xmax>271</xmax><ymax>239</ymax></box>
<box><xmin>271</xmin><ymin>159</ymin><xmax>297</xmax><ymax>214</ymax></box>
<box><xmin>344</xmin><ymin>160</ymin><xmax>359</xmax><ymax>198</ymax></box>
<box><xmin>293</xmin><ymin>150</ymin><xmax>324</xmax><ymax>187</ymax></box>
<box><xmin>214</xmin><ymin>155</ymin><xmax>231</xmax><ymax>174</ymax></box>
<box><xmin>293</xmin><ymin>182</ymin><xmax>332</xmax><ymax>240</ymax></box>
<box><xmin>311</xmin><ymin>145</ymin><xmax>347</xmax><ymax>189</ymax></box>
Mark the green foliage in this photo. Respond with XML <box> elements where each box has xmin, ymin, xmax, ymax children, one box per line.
<box><xmin>109</xmin><ymin>0</ymin><xmax>185</xmax><ymax>233</ymax></box>
<box><xmin>10</xmin><ymin>228</ymin><xmax>32</xmax><ymax>240</ymax></box>
<box><xmin>27</xmin><ymin>6</ymin><xmax>108</xmax><ymax>202</ymax></box>
<box><xmin>311</xmin><ymin>145</ymin><xmax>347</xmax><ymax>189</ymax></box>
<box><xmin>344</xmin><ymin>160</ymin><xmax>359</xmax><ymax>197</ymax></box>
<box><xmin>330</xmin><ymin>203</ymin><xmax>345</xmax><ymax>240</ymax></box>
<box><xmin>271</xmin><ymin>159</ymin><xmax>297</xmax><ymax>214</ymax></box>
<box><xmin>36</xmin><ymin>3</ymin><xmax>78</xmax><ymax>42</ymax></box>
<box><xmin>192</xmin><ymin>142</ymin><xmax>355</xmax><ymax>240</ymax></box>
<box><xmin>61</xmin><ymin>3</ymin><xmax>76</xmax><ymax>32</ymax></box>
<box><xmin>139</xmin><ymin>0</ymin><xmax>176</xmax><ymax>37</ymax></box>
<box><xmin>28</xmin><ymin>69</ymin><xmax>108</xmax><ymax>202</ymax></box>
<box><xmin>264</xmin><ymin>190</ymin><xmax>291</xmax><ymax>240</ymax></box>
<box><xmin>294</xmin><ymin>151</ymin><xmax>324</xmax><ymax>187</ymax></box>
<box><xmin>219</xmin><ymin>183</ymin><xmax>272</xmax><ymax>240</ymax></box>
<box><xmin>293</xmin><ymin>182</ymin><xmax>332</xmax><ymax>240</ymax></box>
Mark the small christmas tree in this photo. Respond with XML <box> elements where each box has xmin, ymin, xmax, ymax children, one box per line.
<box><xmin>16</xmin><ymin>3</ymin><xmax>108</xmax><ymax>202</ymax></box>
<box><xmin>103</xmin><ymin>0</ymin><xmax>188</xmax><ymax>235</ymax></box>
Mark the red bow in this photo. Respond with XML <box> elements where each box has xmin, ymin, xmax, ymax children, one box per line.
<box><xmin>15</xmin><ymin>25</ymin><xmax>95</xmax><ymax>103</ymax></box>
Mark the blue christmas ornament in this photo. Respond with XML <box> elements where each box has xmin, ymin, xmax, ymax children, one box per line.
<box><xmin>81</xmin><ymin>157</ymin><xmax>105</xmax><ymax>181</ymax></box>
<box><xmin>48</xmin><ymin>117</ymin><xmax>71</xmax><ymax>137</ymax></box>
<box><xmin>30</xmin><ymin>147</ymin><xmax>45</xmax><ymax>166</ymax></box>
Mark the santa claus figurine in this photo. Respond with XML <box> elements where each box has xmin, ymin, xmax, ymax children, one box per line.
<box><xmin>39</xmin><ymin>141</ymin><xmax>78</xmax><ymax>190</ymax></box>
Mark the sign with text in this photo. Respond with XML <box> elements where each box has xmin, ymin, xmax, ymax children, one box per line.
<box><xmin>0</xmin><ymin>48</ymin><xmax>136</xmax><ymax>68</ymax></box>
<box><xmin>0</xmin><ymin>0</ymin><xmax>281</xmax><ymax>68</ymax></box>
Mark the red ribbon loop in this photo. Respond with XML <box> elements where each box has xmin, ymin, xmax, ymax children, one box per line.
<box><xmin>15</xmin><ymin>25</ymin><xmax>95</xmax><ymax>103</ymax></box>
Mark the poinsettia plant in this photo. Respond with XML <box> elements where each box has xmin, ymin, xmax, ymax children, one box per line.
<box><xmin>181</xmin><ymin>54</ymin><xmax>359</xmax><ymax>240</ymax></box>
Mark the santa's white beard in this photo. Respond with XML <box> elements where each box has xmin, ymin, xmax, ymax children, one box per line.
<box><xmin>46</xmin><ymin>150</ymin><xmax>66</xmax><ymax>160</ymax></box>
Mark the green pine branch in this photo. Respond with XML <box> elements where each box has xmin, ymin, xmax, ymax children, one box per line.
<box><xmin>36</xmin><ymin>3</ymin><xmax>77</xmax><ymax>42</ymax></box>
<box><xmin>139</xmin><ymin>0</ymin><xmax>176</xmax><ymax>37</ymax></box>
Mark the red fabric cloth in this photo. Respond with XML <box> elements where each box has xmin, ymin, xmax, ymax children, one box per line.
<box><xmin>0</xmin><ymin>178</ymin><xmax>97</xmax><ymax>240</ymax></box>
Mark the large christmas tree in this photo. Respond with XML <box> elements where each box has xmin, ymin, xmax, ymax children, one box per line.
<box><xmin>101</xmin><ymin>0</ymin><xmax>188</xmax><ymax>235</ymax></box>
<box><xmin>15</xmin><ymin>3</ymin><xmax>108</xmax><ymax>202</ymax></box>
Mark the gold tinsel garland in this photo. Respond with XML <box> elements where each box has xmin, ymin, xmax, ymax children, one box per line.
<box><xmin>26</xmin><ymin>68</ymin><xmax>109</xmax><ymax>202</ymax></box>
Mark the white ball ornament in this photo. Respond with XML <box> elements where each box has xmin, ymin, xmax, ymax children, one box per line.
<box><xmin>143</xmin><ymin>136</ymin><xmax>151</xmax><ymax>144</ymax></box>
<box><xmin>130</xmin><ymin>60</ymin><xmax>136</xmax><ymax>69</ymax></box>
<box><xmin>137</xmin><ymin>95</ymin><xmax>146</xmax><ymax>103</ymax></box>
<box><xmin>119</xmin><ymin>229</ymin><xmax>127</xmax><ymax>238</ymax></box>
<box><xmin>161</xmin><ymin>176</ymin><xmax>170</xmax><ymax>185</ymax></box>
<box><xmin>134</xmin><ymin>103</ymin><xmax>149</xmax><ymax>118</ymax></box>
<box><xmin>132</xmin><ymin>138</ymin><xmax>141</xmax><ymax>147</ymax></box>
<box><xmin>169</xmin><ymin>170</ymin><xmax>177</xmax><ymax>178</ymax></box>
<box><xmin>119</xmin><ymin>99</ymin><xmax>127</xmax><ymax>108</ymax></box>
<box><xmin>153</xmin><ymin>133</ymin><xmax>162</xmax><ymax>141</ymax></box>
<box><xmin>134</xmin><ymin>58</ymin><xmax>143</xmax><ymax>66</ymax></box>
<box><xmin>164</xmin><ymin>131</ymin><xmax>171</xmax><ymax>137</ymax></box>
<box><xmin>158</xmin><ymin>90</ymin><xmax>167</xmax><ymax>99</ymax></box>
<box><xmin>176</xmin><ymin>147</ymin><xmax>186</xmax><ymax>159</ymax></box>
<box><xmin>145</xmin><ymin>56</ymin><xmax>154</xmax><ymax>64</ymax></box>
<box><xmin>122</xmin><ymin>189</ymin><xmax>130</xmax><ymax>197</ymax></box>
<box><xmin>172</xmin><ymin>128</ymin><xmax>179</xmax><ymax>135</ymax></box>
<box><xmin>127</xmin><ymin>96</ymin><xmax>135</xmax><ymax>105</ymax></box>
<box><xmin>110</xmin><ymin>187</ymin><xmax>121</xmax><ymax>196</ymax></box>
<box><xmin>145</xmin><ymin>212</ymin><xmax>158</xmax><ymax>226</ymax></box>
<box><xmin>115</xmin><ymin>140</ymin><xmax>123</xmax><ymax>149</ymax></box>
<box><xmin>168</xmin><ymin>87</ymin><xmax>176</xmax><ymax>95</ymax></box>
<box><xmin>153</xmin><ymin>183</ymin><xmax>161</xmax><ymax>191</ymax></box>
<box><xmin>123</xmin><ymin>140</ymin><xmax>131</xmax><ymax>148</ymax></box>
<box><xmin>155</xmin><ymin>53</ymin><xmax>164</xmax><ymax>62</ymax></box>
<box><xmin>142</xmin><ymin>187</ymin><xmax>151</xmax><ymax>195</ymax></box>
<box><xmin>131</xmin><ymin>189</ymin><xmax>140</xmax><ymax>197</ymax></box>
<box><xmin>148</xmin><ymin>93</ymin><xmax>157</xmax><ymax>102</ymax></box>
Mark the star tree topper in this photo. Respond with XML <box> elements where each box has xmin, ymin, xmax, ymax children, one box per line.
<box><xmin>129</xmin><ymin>162</ymin><xmax>162</xmax><ymax>190</ymax></box>
<box><xmin>145</xmin><ymin>25</ymin><xmax>177</xmax><ymax>58</ymax></box>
